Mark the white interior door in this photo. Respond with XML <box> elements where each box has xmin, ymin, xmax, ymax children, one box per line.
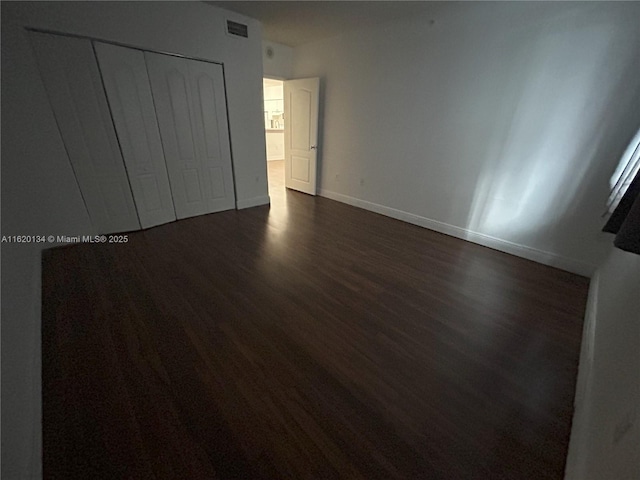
<box><xmin>284</xmin><ymin>77</ymin><xmax>320</xmax><ymax>195</ymax></box>
<box><xmin>94</xmin><ymin>42</ymin><xmax>176</xmax><ymax>229</ymax></box>
<box><xmin>30</xmin><ymin>32</ymin><xmax>140</xmax><ymax>233</ymax></box>
<box><xmin>145</xmin><ymin>52</ymin><xmax>235</xmax><ymax>219</ymax></box>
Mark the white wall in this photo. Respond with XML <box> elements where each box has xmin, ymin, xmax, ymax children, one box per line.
<box><xmin>2</xmin><ymin>14</ymin><xmax>94</xmax><ymax>480</ymax></box>
<box><xmin>292</xmin><ymin>2</ymin><xmax>640</xmax><ymax>275</ymax></box>
<box><xmin>565</xmin><ymin>246</ymin><xmax>640</xmax><ymax>480</ymax></box>
<box><xmin>262</xmin><ymin>40</ymin><xmax>293</xmax><ymax>79</ymax></box>
<box><xmin>1</xmin><ymin>2</ymin><xmax>267</xmax><ymax>478</ymax></box>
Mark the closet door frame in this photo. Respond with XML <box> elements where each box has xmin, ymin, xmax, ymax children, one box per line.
<box><xmin>26</xmin><ymin>27</ymin><xmax>238</xmax><ymax>223</ymax></box>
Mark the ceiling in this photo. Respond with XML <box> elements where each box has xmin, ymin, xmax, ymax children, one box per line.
<box><xmin>206</xmin><ymin>1</ymin><xmax>446</xmax><ymax>47</ymax></box>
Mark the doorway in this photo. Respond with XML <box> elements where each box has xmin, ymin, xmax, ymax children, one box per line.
<box><xmin>263</xmin><ymin>76</ymin><xmax>320</xmax><ymax>200</ymax></box>
<box><xmin>263</xmin><ymin>78</ymin><xmax>285</xmax><ymax>199</ymax></box>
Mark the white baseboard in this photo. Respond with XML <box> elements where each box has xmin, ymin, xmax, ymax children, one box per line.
<box><xmin>236</xmin><ymin>195</ymin><xmax>270</xmax><ymax>209</ymax></box>
<box><xmin>318</xmin><ymin>189</ymin><xmax>596</xmax><ymax>277</ymax></box>
<box><xmin>564</xmin><ymin>271</ymin><xmax>599</xmax><ymax>480</ymax></box>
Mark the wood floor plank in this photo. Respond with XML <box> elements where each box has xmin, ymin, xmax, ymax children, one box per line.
<box><xmin>42</xmin><ymin>162</ymin><xmax>589</xmax><ymax>479</ymax></box>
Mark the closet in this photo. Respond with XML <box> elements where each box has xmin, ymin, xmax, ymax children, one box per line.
<box><xmin>94</xmin><ymin>42</ymin><xmax>176</xmax><ymax>229</ymax></box>
<box><xmin>30</xmin><ymin>31</ymin><xmax>236</xmax><ymax>233</ymax></box>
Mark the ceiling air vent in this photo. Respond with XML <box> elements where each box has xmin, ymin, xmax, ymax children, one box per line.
<box><xmin>226</xmin><ymin>20</ymin><xmax>248</xmax><ymax>38</ymax></box>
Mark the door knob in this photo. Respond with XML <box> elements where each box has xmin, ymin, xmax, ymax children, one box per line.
<box><xmin>310</xmin><ymin>145</ymin><xmax>317</xmax><ymax>150</ymax></box>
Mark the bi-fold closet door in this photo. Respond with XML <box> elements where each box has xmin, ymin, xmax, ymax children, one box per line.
<box><xmin>145</xmin><ymin>52</ymin><xmax>236</xmax><ymax>219</ymax></box>
<box><xmin>30</xmin><ymin>32</ymin><xmax>142</xmax><ymax>233</ymax></box>
<box><xmin>93</xmin><ymin>42</ymin><xmax>177</xmax><ymax>229</ymax></box>
<box><xmin>30</xmin><ymin>31</ymin><xmax>236</xmax><ymax>234</ymax></box>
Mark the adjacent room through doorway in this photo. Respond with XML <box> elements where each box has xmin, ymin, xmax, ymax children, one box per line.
<box><xmin>263</xmin><ymin>78</ymin><xmax>285</xmax><ymax>199</ymax></box>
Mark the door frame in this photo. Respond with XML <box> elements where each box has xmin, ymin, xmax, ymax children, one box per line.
<box><xmin>263</xmin><ymin>75</ymin><xmax>322</xmax><ymax>195</ymax></box>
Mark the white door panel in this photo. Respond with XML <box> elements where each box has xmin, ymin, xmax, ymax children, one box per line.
<box><xmin>284</xmin><ymin>77</ymin><xmax>319</xmax><ymax>195</ymax></box>
<box><xmin>145</xmin><ymin>52</ymin><xmax>235</xmax><ymax>219</ymax></box>
<box><xmin>146</xmin><ymin>53</ymin><xmax>206</xmax><ymax>219</ymax></box>
<box><xmin>292</xmin><ymin>156</ymin><xmax>310</xmax><ymax>182</ymax></box>
<box><xmin>188</xmin><ymin>59</ymin><xmax>236</xmax><ymax>212</ymax></box>
<box><xmin>94</xmin><ymin>42</ymin><xmax>176</xmax><ymax>229</ymax></box>
<box><xmin>30</xmin><ymin>32</ymin><xmax>140</xmax><ymax>233</ymax></box>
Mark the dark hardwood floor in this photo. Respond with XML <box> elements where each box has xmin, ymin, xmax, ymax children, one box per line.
<box><xmin>42</xmin><ymin>161</ymin><xmax>589</xmax><ymax>479</ymax></box>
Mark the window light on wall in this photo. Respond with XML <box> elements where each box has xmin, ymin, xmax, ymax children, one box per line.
<box><xmin>603</xmin><ymin>128</ymin><xmax>640</xmax><ymax>255</ymax></box>
<box><xmin>606</xmin><ymin>128</ymin><xmax>640</xmax><ymax>215</ymax></box>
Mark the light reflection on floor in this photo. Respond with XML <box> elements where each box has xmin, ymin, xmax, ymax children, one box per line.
<box><xmin>267</xmin><ymin>159</ymin><xmax>289</xmax><ymax>214</ymax></box>
<box><xmin>265</xmin><ymin>159</ymin><xmax>289</xmax><ymax>245</ymax></box>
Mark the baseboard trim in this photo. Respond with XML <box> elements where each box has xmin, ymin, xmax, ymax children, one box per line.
<box><xmin>236</xmin><ymin>195</ymin><xmax>270</xmax><ymax>210</ymax></box>
<box><xmin>318</xmin><ymin>189</ymin><xmax>595</xmax><ymax>276</ymax></box>
<box><xmin>564</xmin><ymin>271</ymin><xmax>599</xmax><ymax>480</ymax></box>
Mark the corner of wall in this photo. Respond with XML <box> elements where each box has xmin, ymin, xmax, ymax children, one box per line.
<box><xmin>318</xmin><ymin>188</ymin><xmax>596</xmax><ymax>277</ymax></box>
<box><xmin>564</xmin><ymin>247</ymin><xmax>640</xmax><ymax>479</ymax></box>
<box><xmin>262</xmin><ymin>40</ymin><xmax>293</xmax><ymax>79</ymax></box>
<box><xmin>564</xmin><ymin>270</ymin><xmax>599</xmax><ymax>480</ymax></box>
